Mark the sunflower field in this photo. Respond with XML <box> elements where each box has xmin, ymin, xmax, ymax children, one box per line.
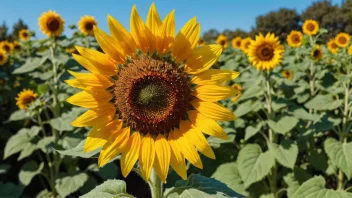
<box><xmin>1</xmin><ymin>3</ymin><xmax>352</xmax><ymax>198</ymax></box>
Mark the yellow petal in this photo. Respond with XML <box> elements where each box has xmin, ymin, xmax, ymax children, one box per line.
<box><xmin>93</xmin><ymin>26</ymin><xmax>126</xmax><ymax>63</ymax></box>
<box><xmin>156</xmin><ymin>10</ymin><xmax>175</xmax><ymax>54</ymax></box>
<box><xmin>192</xmin><ymin>85</ymin><xmax>237</xmax><ymax>102</ymax></box>
<box><xmin>65</xmin><ymin>79</ymin><xmax>85</xmax><ymax>90</ymax></box>
<box><xmin>130</xmin><ymin>5</ymin><xmax>152</xmax><ymax>53</ymax></box>
<box><xmin>153</xmin><ymin>134</ymin><xmax>171</xmax><ymax>183</ymax></box>
<box><xmin>172</xmin><ymin>17</ymin><xmax>200</xmax><ymax>62</ymax></box>
<box><xmin>184</xmin><ymin>45</ymin><xmax>223</xmax><ymax>74</ymax></box>
<box><xmin>84</xmin><ymin>119</ymin><xmax>123</xmax><ymax>152</ymax></box>
<box><xmin>73</xmin><ymin>47</ymin><xmax>117</xmax><ymax>76</ymax></box>
<box><xmin>172</xmin><ymin>128</ymin><xmax>203</xmax><ymax>169</ymax></box>
<box><xmin>168</xmin><ymin>130</ymin><xmax>187</xmax><ymax>180</ymax></box>
<box><xmin>98</xmin><ymin>127</ymin><xmax>130</xmax><ymax>167</ymax></box>
<box><xmin>191</xmin><ymin>69</ymin><xmax>240</xmax><ymax>85</ymax></box>
<box><xmin>146</xmin><ymin>3</ymin><xmax>162</xmax><ymax>53</ymax></box>
<box><xmin>72</xmin><ymin>103</ymin><xmax>116</xmax><ymax>127</ymax></box>
<box><xmin>191</xmin><ymin>99</ymin><xmax>236</xmax><ymax>121</ymax></box>
<box><xmin>139</xmin><ymin>133</ymin><xmax>155</xmax><ymax>181</ymax></box>
<box><xmin>188</xmin><ymin>110</ymin><xmax>228</xmax><ymax>140</ymax></box>
<box><xmin>107</xmin><ymin>15</ymin><xmax>136</xmax><ymax>57</ymax></box>
<box><xmin>120</xmin><ymin>132</ymin><xmax>141</xmax><ymax>178</ymax></box>
<box><xmin>231</xmin><ymin>92</ymin><xmax>242</xmax><ymax>103</ymax></box>
<box><xmin>66</xmin><ymin>89</ymin><xmax>112</xmax><ymax>108</ymax></box>
<box><xmin>68</xmin><ymin>70</ymin><xmax>113</xmax><ymax>89</ymax></box>
<box><xmin>179</xmin><ymin>120</ymin><xmax>215</xmax><ymax>159</ymax></box>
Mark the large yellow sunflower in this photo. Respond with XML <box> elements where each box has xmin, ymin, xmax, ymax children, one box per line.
<box><xmin>311</xmin><ymin>45</ymin><xmax>322</xmax><ymax>61</ymax></box>
<box><xmin>231</xmin><ymin>37</ymin><xmax>242</xmax><ymax>49</ymax></box>
<box><xmin>286</xmin><ymin>30</ymin><xmax>303</xmax><ymax>48</ymax></box>
<box><xmin>335</xmin><ymin>33</ymin><xmax>350</xmax><ymax>48</ymax></box>
<box><xmin>0</xmin><ymin>41</ymin><xmax>13</xmax><ymax>54</ymax></box>
<box><xmin>327</xmin><ymin>38</ymin><xmax>338</xmax><ymax>54</ymax></box>
<box><xmin>247</xmin><ymin>33</ymin><xmax>284</xmax><ymax>70</ymax></box>
<box><xmin>0</xmin><ymin>49</ymin><xmax>7</xmax><ymax>66</ymax></box>
<box><xmin>38</xmin><ymin>10</ymin><xmax>65</xmax><ymax>37</ymax></box>
<box><xmin>19</xmin><ymin>29</ymin><xmax>30</xmax><ymax>41</ymax></box>
<box><xmin>66</xmin><ymin>3</ymin><xmax>239</xmax><ymax>182</ymax></box>
<box><xmin>78</xmin><ymin>15</ymin><xmax>97</xmax><ymax>36</ymax></box>
<box><xmin>302</xmin><ymin>19</ymin><xmax>319</xmax><ymax>35</ymax></box>
<box><xmin>240</xmin><ymin>37</ymin><xmax>252</xmax><ymax>53</ymax></box>
<box><xmin>216</xmin><ymin>34</ymin><xmax>228</xmax><ymax>48</ymax></box>
<box><xmin>15</xmin><ymin>89</ymin><xmax>38</xmax><ymax>109</ymax></box>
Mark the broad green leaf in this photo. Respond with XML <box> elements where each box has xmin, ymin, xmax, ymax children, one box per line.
<box><xmin>37</xmin><ymin>84</ymin><xmax>49</xmax><ymax>95</ymax></box>
<box><xmin>7</xmin><ymin>109</ymin><xmax>29</xmax><ymax>121</ymax></box>
<box><xmin>212</xmin><ymin>163</ymin><xmax>247</xmax><ymax>196</ymax></box>
<box><xmin>55</xmin><ymin>173</ymin><xmax>88</xmax><ymax>198</ymax></box>
<box><xmin>292</xmin><ymin>108</ymin><xmax>320</xmax><ymax>121</ymax></box>
<box><xmin>19</xmin><ymin>161</ymin><xmax>44</xmax><ymax>186</ymax></box>
<box><xmin>292</xmin><ymin>176</ymin><xmax>352</xmax><ymax>198</ymax></box>
<box><xmin>165</xmin><ymin>174</ymin><xmax>244</xmax><ymax>198</ymax></box>
<box><xmin>13</xmin><ymin>57</ymin><xmax>42</xmax><ymax>74</ymax></box>
<box><xmin>305</xmin><ymin>95</ymin><xmax>343</xmax><ymax>111</ymax></box>
<box><xmin>308</xmin><ymin>149</ymin><xmax>329</xmax><ymax>172</ymax></box>
<box><xmin>283</xmin><ymin>173</ymin><xmax>300</xmax><ymax>197</ymax></box>
<box><xmin>36</xmin><ymin>189</ymin><xmax>52</xmax><ymax>198</ymax></box>
<box><xmin>0</xmin><ymin>164</ymin><xmax>10</xmax><ymax>174</ymax></box>
<box><xmin>268</xmin><ymin>116</ymin><xmax>298</xmax><ymax>135</ymax></box>
<box><xmin>259</xmin><ymin>194</ymin><xmax>274</xmax><ymax>198</ymax></box>
<box><xmin>0</xmin><ymin>183</ymin><xmax>24</xmax><ymax>198</ymax></box>
<box><xmin>37</xmin><ymin>136</ymin><xmax>55</xmax><ymax>152</ymax></box>
<box><xmin>238</xmin><ymin>86</ymin><xmax>264</xmax><ymax>101</ymax></box>
<box><xmin>245</xmin><ymin>122</ymin><xmax>263</xmax><ymax>140</ymax></box>
<box><xmin>49</xmin><ymin>107</ymin><xmax>85</xmax><ymax>132</ymax></box>
<box><xmin>81</xmin><ymin>179</ymin><xmax>133</xmax><ymax>198</ymax></box>
<box><xmin>324</xmin><ymin>138</ymin><xmax>352</xmax><ymax>179</ymax></box>
<box><xmin>269</xmin><ymin>140</ymin><xmax>298</xmax><ymax>169</ymax></box>
<box><xmin>237</xmin><ymin>144</ymin><xmax>275</xmax><ymax>188</ymax></box>
<box><xmin>56</xmin><ymin>140</ymin><xmax>101</xmax><ymax>158</ymax></box>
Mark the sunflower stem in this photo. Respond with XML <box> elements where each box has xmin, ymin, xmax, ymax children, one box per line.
<box><xmin>150</xmin><ymin>168</ymin><xmax>163</xmax><ymax>198</ymax></box>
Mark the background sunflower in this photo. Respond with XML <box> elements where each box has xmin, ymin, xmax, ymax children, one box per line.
<box><xmin>38</xmin><ymin>10</ymin><xmax>64</xmax><ymax>37</ymax></box>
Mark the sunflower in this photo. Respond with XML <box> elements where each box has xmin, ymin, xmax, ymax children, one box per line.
<box><xmin>197</xmin><ymin>38</ymin><xmax>206</xmax><ymax>46</ymax></box>
<box><xmin>302</xmin><ymin>19</ymin><xmax>319</xmax><ymax>35</ymax></box>
<box><xmin>348</xmin><ymin>45</ymin><xmax>352</xmax><ymax>55</ymax></box>
<box><xmin>335</xmin><ymin>33</ymin><xmax>350</xmax><ymax>48</ymax></box>
<box><xmin>38</xmin><ymin>10</ymin><xmax>65</xmax><ymax>37</ymax></box>
<box><xmin>0</xmin><ymin>41</ymin><xmax>13</xmax><ymax>54</ymax></box>
<box><xmin>13</xmin><ymin>41</ymin><xmax>21</xmax><ymax>51</ymax></box>
<box><xmin>286</xmin><ymin>30</ymin><xmax>303</xmax><ymax>48</ymax></box>
<box><xmin>66</xmin><ymin>3</ymin><xmax>239</xmax><ymax>182</ymax></box>
<box><xmin>0</xmin><ymin>49</ymin><xmax>7</xmax><ymax>66</ymax></box>
<box><xmin>281</xmin><ymin>70</ymin><xmax>293</xmax><ymax>80</ymax></box>
<box><xmin>19</xmin><ymin>29</ymin><xmax>30</xmax><ymax>41</ymax></box>
<box><xmin>78</xmin><ymin>15</ymin><xmax>98</xmax><ymax>36</ymax></box>
<box><xmin>231</xmin><ymin>84</ymin><xmax>242</xmax><ymax>102</ymax></box>
<box><xmin>327</xmin><ymin>38</ymin><xmax>338</xmax><ymax>54</ymax></box>
<box><xmin>216</xmin><ymin>34</ymin><xmax>228</xmax><ymax>48</ymax></box>
<box><xmin>240</xmin><ymin>37</ymin><xmax>252</xmax><ymax>53</ymax></box>
<box><xmin>15</xmin><ymin>89</ymin><xmax>38</xmax><ymax>109</ymax></box>
<box><xmin>311</xmin><ymin>45</ymin><xmax>322</xmax><ymax>61</ymax></box>
<box><xmin>232</xmin><ymin>37</ymin><xmax>242</xmax><ymax>49</ymax></box>
<box><xmin>247</xmin><ymin>33</ymin><xmax>284</xmax><ymax>70</ymax></box>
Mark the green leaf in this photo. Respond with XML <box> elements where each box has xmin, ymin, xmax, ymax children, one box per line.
<box><xmin>324</xmin><ymin>138</ymin><xmax>352</xmax><ymax>179</ymax></box>
<box><xmin>81</xmin><ymin>179</ymin><xmax>133</xmax><ymax>198</ymax></box>
<box><xmin>212</xmin><ymin>163</ymin><xmax>247</xmax><ymax>196</ymax></box>
<box><xmin>165</xmin><ymin>174</ymin><xmax>244</xmax><ymax>198</ymax></box>
<box><xmin>237</xmin><ymin>144</ymin><xmax>275</xmax><ymax>188</ymax></box>
<box><xmin>7</xmin><ymin>110</ymin><xmax>29</xmax><ymax>121</ymax></box>
<box><xmin>13</xmin><ymin>57</ymin><xmax>42</xmax><ymax>74</ymax></box>
<box><xmin>55</xmin><ymin>173</ymin><xmax>88</xmax><ymax>198</ymax></box>
<box><xmin>99</xmin><ymin>163</ymin><xmax>118</xmax><ymax>180</ymax></box>
<box><xmin>56</xmin><ymin>140</ymin><xmax>101</xmax><ymax>158</ymax></box>
<box><xmin>49</xmin><ymin>107</ymin><xmax>85</xmax><ymax>132</ymax></box>
<box><xmin>37</xmin><ymin>136</ymin><xmax>55</xmax><ymax>153</ymax></box>
<box><xmin>259</xmin><ymin>194</ymin><xmax>274</xmax><ymax>198</ymax></box>
<box><xmin>245</xmin><ymin>122</ymin><xmax>263</xmax><ymax>140</ymax></box>
<box><xmin>291</xmin><ymin>176</ymin><xmax>352</xmax><ymax>198</ymax></box>
<box><xmin>0</xmin><ymin>164</ymin><xmax>10</xmax><ymax>174</ymax></box>
<box><xmin>269</xmin><ymin>139</ymin><xmax>298</xmax><ymax>169</ymax></box>
<box><xmin>268</xmin><ymin>116</ymin><xmax>298</xmax><ymax>135</ymax></box>
<box><xmin>36</xmin><ymin>189</ymin><xmax>52</xmax><ymax>198</ymax></box>
<box><xmin>308</xmin><ymin>149</ymin><xmax>329</xmax><ymax>172</ymax></box>
<box><xmin>292</xmin><ymin>108</ymin><xmax>320</xmax><ymax>121</ymax></box>
<box><xmin>19</xmin><ymin>161</ymin><xmax>44</xmax><ymax>186</ymax></box>
<box><xmin>283</xmin><ymin>173</ymin><xmax>300</xmax><ymax>197</ymax></box>
<box><xmin>4</xmin><ymin>126</ymin><xmax>40</xmax><ymax>159</ymax></box>
<box><xmin>0</xmin><ymin>183</ymin><xmax>24</xmax><ymax>198</ymax></box>
<box><xmin>37</xmin><ymin>84</ymin><xmax>49</xmax><ymax>95</ymax></box>
<box><xmin>305</xmin><ymin>95</ymin><xmax>343</xmax><ymax>111</ymax></box>
<box><xmin>239</xmin><ymin>86</ymin><xmax>264</xmax><ymax>101</ymax></box>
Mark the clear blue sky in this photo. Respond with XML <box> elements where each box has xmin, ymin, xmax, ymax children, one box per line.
<box><xmin>0</xmin><ymin>0</ymin><xmax>342</xmax><ymax>39</ymax></box>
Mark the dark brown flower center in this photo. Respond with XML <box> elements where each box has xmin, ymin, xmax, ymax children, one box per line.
<box><xmin>0</xmin><ymin>55</ymin><xmax>3</xmax><ymax>61</ymax></box>
<box><xmin>338</xmin><ymin>36</ymin><xmax>347</xmax><ymax>44</ymax></box>
<box><xmin>46</xmin><ymin>18</ymin><xmax>60</xmax><ymax>31</ymax></box>
<box><xmin>115</xmin><ymin>57</ymin><xmax>191</xmax><ymax>135</ymax></box>
<box><xmin>14</xmin><ymin>44</ymin><xmax>20</xmax><ymax>50</ymax></box>
<box><xmin>313</xmin><ymin>49</ymin><xmax>321</xmax><ymax>58</ymax></box>
<box><xmin>84</xmin><ymin>22</ymin><xmax>94</xmax><ymax>31</ymax></box>
<box><xmin>22</xmin><ymin>32</ymin><xmax>28</xmax><ymax>38</ymax></box>
<box><xmin>3</xmin><ymin>45</ymin><xmax>10</xmax><ymax>52</ymax></box>
<box><xmin>257</xmin><ymin>44</ymin><xmax>274</xmax><ymax>61</ymax></box>
<box><xmin>220</xmin><ymin>39</ymin><xmax>226</xmax><ymax>46</ymax></box>
<box><xmin>23</xmin><ymin>96</ymin><xmax>36</xmax><ymax>106</ymax></box>
<box><xmin>198</xmin><ymin>39</ymin><xmax>204</xmax><ymax>44</ymax></box>
<box><xmin>307</xmin><ymin>23</ymin><xmax>315</xmax><ymax>32</ymax></box>
<box><xmin>291</xmin><ymin>34</ymin><xmax>301</xmax><ymax>43</ymax></box>
<box><xmin>236</xmin><ymin>41</ymin><xmax>241</xmax><ymax>46</ymax></box>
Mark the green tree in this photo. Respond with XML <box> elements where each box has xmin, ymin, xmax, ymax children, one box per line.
<box><xmin>202</xmin><ymin>28</ymin><xmax>220</xmax><ymax>42</ymax></box>
<box><xmin>0</xmin><ymin>22</ymin><xmax>9</xmax><ymax>41</ymax></box>
<box><xmin>10</xmin><ymin>19</ymin><xmax>28</xmax><ymax>40</ymax></box>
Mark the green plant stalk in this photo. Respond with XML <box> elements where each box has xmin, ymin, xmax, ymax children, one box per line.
<box><xmin>149</xmin><ymin>168</ymin><xmax>163</xmax><ymax>198</ymax></box>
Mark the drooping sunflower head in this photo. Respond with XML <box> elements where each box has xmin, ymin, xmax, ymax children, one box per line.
<box><xmin>287</xmin><ymin>30</ymin><xmax>303</xmax><ymax>48</ymax></box>
<box><xmin>335</xmin><ymin>33</ymin><xmax>350</xmax><ymax>48</ymax></box>
<box><xmin>0</xmin><ymin>49</ymin><xmax>8</xmax><ymax>66</ymax></box>
<box><xmin>38</xmin><ymin>10</ymin><xmax>65</xmax><ymax>37</ymax></box>
<box><xmin>197</xmin><ymin>38</ymin><xmax>205</xmax><ymax>46</ymax></box>
<box><xmin>327</xmin><ymin>38</ymin><xmax>338</xmax><ymax>54</ymax></box>
<box><xmin>66</xmin><ymin>3</ymin><xmax>239</xmax><ymax>182</ymax></box>
<box><xmin>13</xmin><ymin>41</ymin><xmax>21</xmax><ymax>51</ymax></box>
<box><xmin>302</xmin><ymin>19</ymin><xmax>319</xmax><ymax>35</ymax></box>
<box><xmin>281</xmin><ymin>70</ymin><xmax>293</xmax><ymax>80</ymax></box>
<box><xmin>348</xmin><ymin>45</ymin><xmax>352</xmax><ymax>55</ymax></box>
<box><xmin>311</xmin><ymin>45</ymin><xmax>322</xmax><ymax>61</ymax></box>
<box><xmin>240</xmin><ymin>37</ymin><xmax>252</xmax><ymax>53</ymax></box>
<box><xmin>78</xmin><ymin>15</ymin><xmax>97</xmax><ymax>36</ymax></box>
<box><xmin>19</xmin><ymin>29</ymin><xmax>30</xmax><ymax>41</ymax></box>
<box><xmin>216</xmin><ymin>34</ymin><xmax>228</xmax><ymax>48</ymax></box>
<box><xmin>232</xmin><ymin>37</ymin><xmax>242</xmax><ymax>49</ymax></box>
<box><xmin>15</xmin><ymin>89</ymin><xmax>38</xmax><ymax>109</ymax></box>
<box><xmin>0</xmin><ymin>41</ymin><xmax>13</xmax><ymax>54</ymax></box>
<box><xmin>247</xmin><ymin>32</ymin><xmax>284</xmax><ymax>70</ymax></box>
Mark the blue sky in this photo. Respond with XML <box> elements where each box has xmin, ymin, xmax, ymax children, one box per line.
<box><xmin>0</xmin><ymin>0</ymin><xmax>341</xmax><ymax>38</ymax></box>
